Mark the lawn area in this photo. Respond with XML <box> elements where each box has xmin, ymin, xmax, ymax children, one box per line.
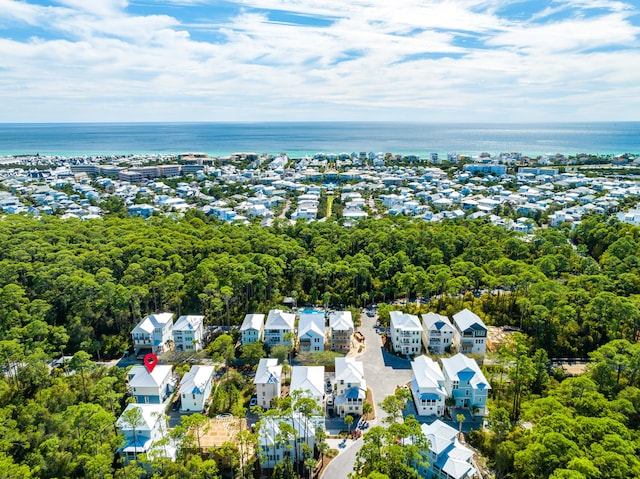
<box><xmin>326</xmin><ymin>195</ymin><xmax>334</xmax><ymax>218</ymax></box>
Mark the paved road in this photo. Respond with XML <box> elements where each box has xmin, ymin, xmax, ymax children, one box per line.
<box><xmin>321</xmin><ymin>310</ymin><xmax>413</xmax><ymax>479</ymax></box>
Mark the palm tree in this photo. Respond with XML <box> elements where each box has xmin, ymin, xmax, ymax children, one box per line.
<box><xmin>456</xmin><ymin>413</ymin><xmax>465</xmax><ymax>434</ymax></box>
<box><xmin>345</xmin><ymin>415</ymin><xmax>354</xmax><ymax>435</ymax></box>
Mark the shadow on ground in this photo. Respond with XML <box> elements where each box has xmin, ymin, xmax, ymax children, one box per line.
<box><xmin>380</xmin><ymin>347</ymin><xmax>411</xmax><ymax>369</ymax></box>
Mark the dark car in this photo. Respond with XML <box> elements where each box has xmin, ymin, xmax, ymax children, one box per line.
<box><xmin>171</xmin><ymin>399</ymin><xmax>181</xmax><ymax>412</ymax></box>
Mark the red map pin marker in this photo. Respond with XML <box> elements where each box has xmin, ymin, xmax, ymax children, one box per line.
<box><xmin>144</xmin><ymin>353</ymin><xmax>158</xmax><ymax>373</ymax></box>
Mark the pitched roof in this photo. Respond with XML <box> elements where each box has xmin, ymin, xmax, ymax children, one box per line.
<box><xmin>411</xmin><ymin>356</ymin><xmax>446</xmax><ymax>393</ymax></box>
<box><xmin>298</xmin><ymin>314</ymin><xmax>326</xmax><ymax>339</ymax></box>
<box><xmin>290</xmin><ymin>365</ymin><xmax>324</xmax><ymax>399</ymax></box>
<box><xmin>452</xmin><ymin>309</ymin><xmax>486</xmax><ymax>332</ymax></box>
<box><xmin>179</xmin><ymin>365</ymin><xmax>215</xmax><ymax>395</ymax></box>
<box><xmin>129</xmin><ymin>364</ymin><xmax>173</xmax><ymax>389</ymax></box>
<box><xmin>173</xmin><ymin>315</ymin><xmax>204</xmax><ymax>332</ymax></box>
<box><xmin>240</xmin><ymin>313</ymin><xmax>265</xmax><ymax>332</ymax></box>
<box><xmin>390</xmin><ymin>311</ymin><xmax>422</xmax><ymax>331</ymax></box>
<box><xmin>265</xmin><ymin>309</ymin><xmax>295</xmax><ymax>330</ymax></box>
<box><xmin>258</xmin><ymin>413</ymin><xmax>317</xmax><ymax>447</ymax></box>
<box><xmin>117</xmin><ymin>403</ymin><xmax>165</xmax><ymax>432</ymax></box>
<box><xmin>329</xmin><ymin>311</ymin><xmax>354</xmax><ymax>331</ymax></box>
<box><xmin>254</xmin><ymin>358</ymin><xmax>281</xmax><ymax>385</ymax></box>
<box><xmin>422</xmin><ymin>420</ymin><xmax>477</xmax><ymax>479</ymax></box>
<box><xmin>440</xmin><ymin>353</ymin><xmax>491</xmax><ymax>391</ymax></box>
<box><xmin>131</xmin><ymin>312</ymin><xmax>174</xmax><ymax>335</ymax></box>
<box><xmin>422</xmin><ymin>312</ymin><xmax>455</xmax><ymax>332</ymax></box>
<box><xmin>335</xmin><ymin>357</ymin><xmax>365</xmax><ymax>387</ymax></box>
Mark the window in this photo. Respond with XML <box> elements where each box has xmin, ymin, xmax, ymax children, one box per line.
<box><xmin>452</xmin><ymin>381</ymin><xmax>459</xmax><ymax>390</ymax></box>
<box><xmin>193</xmin><ymin>394</ymin><xmax>196</xmax><ymax>399</ymax></box>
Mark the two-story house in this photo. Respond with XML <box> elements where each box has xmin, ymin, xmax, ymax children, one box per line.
<box><xmin>452</xmin><ymin>309</ymin><xmax>487</xmax><ymax>356</ymax></box>
<box><xmin>264</xmin><ymin>309</ymin><xmax>296</xmax><ymax>347</ymax></box>
<box><xmin>422</xmin><ymin>312</ymin><xmax>456</xmax><ymax>355</ymax></box>
<box><xmin>131</xmin><ymin>312</ymin><xmax>174</xmax><ymax>355</ymax></box>
<box><xmin>128</xmin><ymin>364</ymin><xmax>174</xmax><ymax>404</ymax></box>
<box><xmin>418</xmin><ymin>420</ymin><xmax>477</xmax><ymax>479</ymax></box>
<box><xmin>179</xmin><ymin>365</ymin><xmax>215</xmax><ymax>413</ymax></box>
<box><xmin>240</xmin><ymin>313</ymin><xmax>265</xmax><ymax>345</ymax></box>
<box><xmin>329</xmin><ymin>311</ymin><xmax>354</xmax><ymax>353</ymax></box>
<box><xmin>297</xmin><ymin>312</ymin><xmax>326</xmax><ymax>352</ymax></box>
<box><xmin>172</xmin><ymin>315</ymin><xmax>204</xmax><ymax>352</ymax></box>
<box><xmin>334</xmin><ymin>357</ymin><xmax>367</xmax><ymax>418</ymax></box>
<box><xmin>441</xmin><ymin>353</ymin><xmax>491</xmax><ymax>415</ymax></box>
<box><xmin>254</xmin><ymin>358</ymin><xmax>282</xmax><ymax>409</ymax></box>
<box><xmin>117</xmin><ymin>403</ymin><xmax>176</xmax><ymax>465</ymax></box>
<box><xmin>410</xmin><ymin>356</ymin><xmax>447</xmax><ymax>416</ymax></box>
<box><xmin>390</xmin><ymin>311</ymin><xmax>422</xmax><ymax>356</ymax></box>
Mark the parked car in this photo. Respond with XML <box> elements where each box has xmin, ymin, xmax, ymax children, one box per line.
<box><xmin>249</xmin><ymin>396</ymin><xmax>258</xmax><ymax>407</ymax></box>
<box><xmin>171</xmin><ymin>399</ymin><xmax>181</xmax><ymax>412</ymax></box>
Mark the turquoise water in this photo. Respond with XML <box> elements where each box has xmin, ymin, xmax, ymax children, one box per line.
<box><xmin>298</xmin><ymin>309</ymin><xmax>325</xmax><ymax>315</ymax></box>
<box><xmin>0</xmin><ymin>121</ymin><xmax>639</xmax><ymax>157</ymax></box>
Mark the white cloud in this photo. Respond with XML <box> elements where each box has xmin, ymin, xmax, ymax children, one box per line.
<box><xmin>0</xmin><ymin>0</ymin><xmax>638</xmax><ymax>121</ymax></box>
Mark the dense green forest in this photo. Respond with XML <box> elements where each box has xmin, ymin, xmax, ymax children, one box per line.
<box><xmin>3</xmin><ymin>213</ymin><xmax>640</xmax><ymax>477</ymax></box>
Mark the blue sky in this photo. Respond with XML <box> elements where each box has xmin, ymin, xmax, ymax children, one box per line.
<box><xmin>0</xmin><ymin>0</ymin><xmax>639</xmax><ymax>122</ymax></box>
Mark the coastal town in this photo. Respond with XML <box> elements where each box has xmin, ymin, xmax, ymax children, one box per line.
<box><xmin>1</xmin><ymin>150</ymin><xmax>640</xmax><ymax>230</ymax></box>
<box><xmin>3</xmin><ymin>148</ymin><xmax>640</xmax><ymax>479</ymax></box>
<box><xmin>116</xmin><ymin>305</ymin><xmax>490</xmax><ymax>479</ymax></box>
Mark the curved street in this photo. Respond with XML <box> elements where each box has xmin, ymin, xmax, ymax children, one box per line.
<box><xmin>321</xmin><ymin>310</ymin><xmax>413</xmax><ymax>479</ymax></box>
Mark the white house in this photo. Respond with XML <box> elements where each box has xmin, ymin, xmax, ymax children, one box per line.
<box><xmin>334</xmin><ymin>357</ymin><xmax>367</xmax><ymax>418</ymax></box>
<box><xmin>254</xmin><ymin>358</ymin><xmax>282</xmax><ymax>409</ymax></box>
<box><xmin>257</xmin><ymin>413</ymin><xmax>317</xmax><ymax>470</ymax></box>
<box><xmin>240</xmin><ymin>313</ymin><xmax>265</xmax><ymax>345</ymax></box>
<box><xmin>131</xmin><ymin>312</ymin><xmax>174</xmax><ymax>355</ymax></box>
<box><xmin>410</xmin><ymin>356</ymin><xmax>447</xmax><ymax>416</ymax></box>
<box><xmin>441</xmin><ymin>353</ymin><xmax>491</xmax><ymax>415</ymax></box>
<box><xmin>419</xmin><ymin>420</ymin><xmax>477</xmax><ymax>479</ymax></box>
<box><xmin>117</xmin><ymin>403</ymin><xmax>176</xmax><ymax>465</ymax></box>
<box><xmin>290</xmin><ymin>365</ymin><xmax>325</xmax><ymax>410</ymax></box>
<box><xmin>264</xmin><ymin>309</ymin><xmax>296</xmax><ymax>347</ymax></box>
<box><xmin>422</xmin><ymin>312</ymin><xmax>456</xmax><ymax>355</ymax></box>
<box><xmin>329</xmin><ymin>311</ymin><xmax>354</xmax><ymax>353</ymax></box>
<box><xmin>128</xmin><ymin>364</ymin><xmax>174</xmax><ymax>404</ymax></box>
<box><xmin>172</xmin><ymin>315</ymin><xmax>204</xmax><ymax>352</ymax></box>
<box><xmin>452</xmin><ymin>309</ymin><xmax>487</xmax><ymax>356</ymax></box>
<box><xmin>297</xmin><ymin>312</ymin><xmax>326</xmax><ymax>352</ymax></box>
<box><xmin>179</xmin><ymin>365</ymin><xmax>215</xmax><ymax>413</ymax></box>
<box><xmin>390</xmin><ymin>311</ymin><xmax>423</xmax><ymax>356</ymax></box>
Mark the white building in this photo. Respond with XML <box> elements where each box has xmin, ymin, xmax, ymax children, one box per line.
<box><xmin>452</xmin><ymin>309</ymin><xmax>487</xmax><ymax>356</ymax></box>
<box><xmin>131</xmin><ymin>312</ymin><xmax>174</xmax><ymax>355</ymax></box>
<box><xmin>419</xmin><ymin>420</ymin><xmax>477</xmax><ymax>479</ymax></box>
<box><xmin>264</xmin><ymin>309</ymin><xmax>296</xmax><ymax>347</ymax></box>
<box><xmin>240</xmin><ymin>313</ymin><xmax>265</xmax><ymax>345</ymax></box>
<box><xmin>297</xmin><ymin>312</ymin><xmax>326</xmax><ymax>352</ymax></box>
<box><xmin>257</xmin><ymin>413</ymin><xmax>317</xmax><ymax>470</ymax></box>
<box><xmin>390</xmin><ymin>311</ymin><xmax>423</xmax><ymax>356</ymax></box>
<box><xmin>179</xmin><ymin>365</ymin><xmax>215</xmax><ymax>413</ymax></box>
<box><xmin>117</xmin><ymin>404</ymin><xmax>176</xmax><ymax>465</ymax></box>
<box><xmin>329</xmin><ymin>311</ymin><xmax>354</xmax><ymax>353</ymax></box>
<box><xmin>290</xmin><ymin>365</ymin><xmax>325</xmax><ymax>410</ymax></box>
<box><xmin>410</xmin><ymin>356</ymin><xmax>447</xmax><ymax>416</ymax></box>
<box><xmin>172</xmin><ymin>315</ymin><xmax>204</xmax><ymax>352</ymax></box>
<box><xmin>254</xmin><ymin>358</ymin><xmax>282</xmax><ymax>409</ymax></box>
<box><xmin>128</xmin><ymin>364</ymin><xmax>174</xmax><ymax>404</ymax></box>
<box><xmin>441</xmin><ymin>353</ymin><xmax>491</xmax><ymax>415</ymax></box>
<box><xmin>422</xmin><ymin>312</ymin><xmax>456</xmax><ymax>355</ymax></box>
<box><xmin>334</xmin><ymin>357</ymin><xmax>367</xmax><ymax>418</ymax></box>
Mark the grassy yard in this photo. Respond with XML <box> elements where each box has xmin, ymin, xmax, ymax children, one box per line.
<box><xmin>326</xmin><ymin>195</ymin><xmax>334</xmax><ymax>218</ymax></box>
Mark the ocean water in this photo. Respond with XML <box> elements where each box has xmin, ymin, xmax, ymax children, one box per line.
<box><xmin>0</xmin><ymin>122</ymin><xmax>638</xmax><ymax>158</ymax></box>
